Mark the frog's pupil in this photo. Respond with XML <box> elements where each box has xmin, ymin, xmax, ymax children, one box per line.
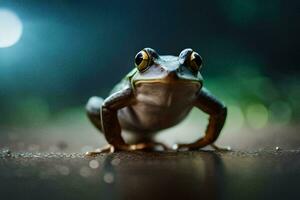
<box><xmin>135</xmin><ymin>53</ymin><xmax>144</xmax><ymax>65</ymax></box>
<box><xmin>193</xmin><ymin>54</ymin><xmax>202</xmax><ymax>66</ymax></box>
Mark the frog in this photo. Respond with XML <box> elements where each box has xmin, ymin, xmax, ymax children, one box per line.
<box><xmin>85</xmin><ymin>48</ymin><xmax>229</xmax><ymax>155</ymax></box>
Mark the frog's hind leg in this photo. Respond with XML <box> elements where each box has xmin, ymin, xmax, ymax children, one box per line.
<box><xmin>86</xmin><ymin>96</ymin><xmax>104</xmax><ymax>132</ymax></box>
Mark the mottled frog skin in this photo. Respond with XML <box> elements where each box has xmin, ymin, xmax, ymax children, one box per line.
<box><xmin>86</xmin><ymin>48</ymin><xmax>228</xmax><ymax>154</ymax></box>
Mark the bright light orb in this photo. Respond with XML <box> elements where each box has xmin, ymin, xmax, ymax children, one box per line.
<box><xmin>0</xmin><ymin>9</ymin><xmax>23</xmax><ymax>48</ymax></box>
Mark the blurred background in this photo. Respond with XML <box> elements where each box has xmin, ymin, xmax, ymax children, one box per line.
<box><xmin>0</xmin><ymin>0</ymin><xmax>299</xmax><ymax>152</ymax></box>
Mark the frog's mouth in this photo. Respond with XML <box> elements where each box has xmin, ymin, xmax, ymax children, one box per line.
<box><xmin>134</xmin><ymin>79</ymin><xmax>201</xmax><ymax>86</ymax></box>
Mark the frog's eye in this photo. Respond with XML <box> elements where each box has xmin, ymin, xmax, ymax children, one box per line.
<box><xmin>189</xmin><ymin>52</ymin><xmax>203</xmax><ymax>72</ymax></box>
<box><xmin>135</xmin><ymin>50</ymin><xmax>150</xmax><ymax>72</ymax></box>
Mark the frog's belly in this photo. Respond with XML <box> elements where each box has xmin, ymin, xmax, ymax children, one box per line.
<box><xmin>118</xmin><ymin>82</ymin><xmax>198</xmax><ymax>133</ymax></box>
<box><xmin>118</xmin><ymin>104</ymin><xmax>192</xmax><ymax>133</ymax></box>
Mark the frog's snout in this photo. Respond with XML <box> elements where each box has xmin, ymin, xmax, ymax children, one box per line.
<box><xmin>165</xmin><ymin>69</ymin><xmax>179</xmax><ymax>80</ymax></box>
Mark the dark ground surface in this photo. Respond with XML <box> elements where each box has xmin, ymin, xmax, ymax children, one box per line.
<box><xmin>0</xmin><ymin>149</ymin><xmax>300</xmax><ymax>200</ymax></box>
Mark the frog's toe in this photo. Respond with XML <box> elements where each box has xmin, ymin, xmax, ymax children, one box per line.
<box><xmin>85</xmin><ymin>144</ymin><xmax>115</xmax><ymax>157</ymax></box>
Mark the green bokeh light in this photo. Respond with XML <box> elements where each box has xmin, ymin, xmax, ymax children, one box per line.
<box><xmin>246</xmin><ymin>103</ymin><xmax>269</xmax><ymax>129</ymax></box>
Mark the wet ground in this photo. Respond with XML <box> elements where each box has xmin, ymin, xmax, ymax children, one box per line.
<box><xmin>0</xmin><ymin>149</ymin><xmax>300</xmax><ymax>200</ymax></box>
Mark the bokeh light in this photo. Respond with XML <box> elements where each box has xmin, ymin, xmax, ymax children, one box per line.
<box><xmin>246</xmin><ymin>103</ymin><xmax>269</xmax><ymax>129</ymax></box>
<box><xmin>0</xmin><ymin>8</ymin><xmax>23</xmax><ymax>48</ymax></box>
<box><xmin>269</xmin><ymin>101</ymin><xmax>292</xmax><ymax>126</ymax></box>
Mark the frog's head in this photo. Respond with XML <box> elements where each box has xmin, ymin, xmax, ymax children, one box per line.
<box><xmin>131</xmin><ymin>47</ymin><xmax>203</xmax><ymax>89</ymax></box>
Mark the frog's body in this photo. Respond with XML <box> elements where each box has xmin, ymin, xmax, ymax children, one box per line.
<box><xmin>86</xmin><ymin>48</ymin><xmax>228</xmax><ymax>153</ymax></box>
<box><xmin>117</xmin><ymin>64</ymin><xmax>201</xmax><ymax>133</ymax></box>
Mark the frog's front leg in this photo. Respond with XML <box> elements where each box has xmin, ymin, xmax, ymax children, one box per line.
<box><xmin>86</xmin><ymin>87</ymin><xmax>159</xmax><ymax>156</ymax></box>
<box><xmin>86</xmin><ymin>87</ymin><xmax>134</xmax><ymax>156</ymax></box>
<box><xmin>174</xmin><ymin>87</ymin><xmax>230</xmax><ymax>151</ymax></box>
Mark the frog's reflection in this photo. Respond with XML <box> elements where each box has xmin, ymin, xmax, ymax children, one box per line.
<box><xmin>98</xmin><ymin>152</ymin><xmax>225</xmax><ymax>200</ymax></box>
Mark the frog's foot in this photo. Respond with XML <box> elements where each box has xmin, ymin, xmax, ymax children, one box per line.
<box><xmin>85</xmin><ymin>144</ymin><xmax>115</xmax><ymax>157</ymax></box>
<box><xmin>210</xmin><ymin>144</ymin><xmax>232</xmax><ymax>152</ymax></box>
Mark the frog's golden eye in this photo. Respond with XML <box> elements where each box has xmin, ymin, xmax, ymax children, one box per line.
<box><xmin>189</xmin><ymin>52</ymin><xmax>203</xmax><ymax>72</ymax></box>
<box><xmin>135</xmin><ymin>50</ymin><xmax>150</xmax><ymax>72</ymax></box>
